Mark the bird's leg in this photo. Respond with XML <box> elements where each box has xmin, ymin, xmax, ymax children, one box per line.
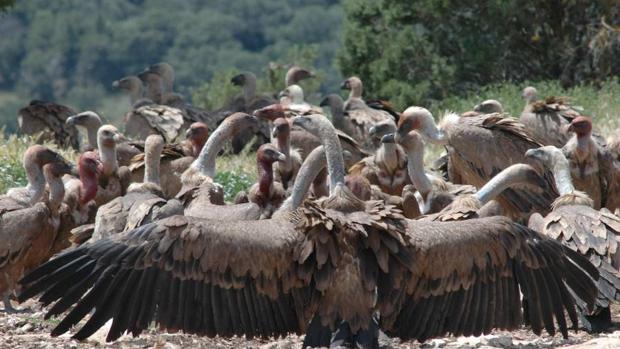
<box><xmin>352</xmin><ymin>314</ymin><xmax>380</xmax><ymax>349</ymax></box>
<box><xmin>330</xmin><ymin>320</ymin><xmax>353</xmax><ymax>348</ymax></box>
<box><xmin>1</xmin><ymin>294</ymin><xmax>27</xmax><ymax>314</ymax></box>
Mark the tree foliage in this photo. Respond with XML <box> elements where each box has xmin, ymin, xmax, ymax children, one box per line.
<box><xmin>0</xmin><ymin>0</ymin><xmax>343</xmax><ymax>106</ymax></box>
<box><xmin>338</xmin><ymin>0</ymin><xmax>620</xmax><ymax>109</ymax></box>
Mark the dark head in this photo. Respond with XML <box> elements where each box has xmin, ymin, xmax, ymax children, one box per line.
<box><xmin>397</xmin><ymin>106</ymin><xmax>431</xmax><ymax>138</ymax></box>
<box><xmin>222</xmin><ymin>112</ymin><xmax>260</xmax><ymax>135</ymax></box>
<box><xmin>319</xmin><ymin>94</ymin><xmax>344</xmax><ymax>108</ymax></box>
<box><xmin>137</xmin><ymin>70</ymin><xmax>162</xmax><ymax>84</ymax></box>
<box><xmin>185</xmin><ymin>122</ymin><xmax>209</xmax><ymax>155</ymax></box>
<box><xmin>369</xmin><ymin>119</ymin><xmax>397</xmax><ymax>139</ymax></box>
<box><xmin>253</xmin><ymin>103</ymin><xmax>285</xmax><ymax>122</ymax></box>
<box><xmin>231</xmin><ymin>72</ymin><xmax>255</xmax><ymax>86</ymax></box>
<box><xmin>285</xmin><ymin>66</ymin><xmax>314</xmax><ymax>86</ymax></box>
<box><xmin>112</xmin><ymin>76</ymin><xmax>142</xmax><ymax>91</ymax></box>
<box><xmin>340</xmin><ymin>76</ymin><xmax>363</xmax><ymax>98</ymax></box>
<box><xmin>42</xmin><ymin>156</ymin><xmax>77</xmax><ymax>178</ymax></box>
<box><xmin>148</xmin><ymin>62</ymin><xmax>174</xmax><ymax>77</ymax></box>
<box><xmin>257</xmin><ymin>143</ymin><xmax>286</xmax><ymax>164</ymax></box>
<box><xmin>567</xmin><ymin>116</ymin><xmax>593</xmax><ymax>137</ymax></box>
<box><xmin>272</xmin><ymin>117</ymin><xmax>290</xmax><ymax>140</ymax></box>
<box><xmin>66</xmin><ymin>111</ymin><xmax>103</xmax><ymax>128</ymax></box>
<box><xmin>473</xmin><ymin>99</ymin><xmax>503</xmax><ymax>114</ymax></box>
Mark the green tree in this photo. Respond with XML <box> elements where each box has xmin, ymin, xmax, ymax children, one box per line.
<box><xmin>338</xmin><ymin>0</ymin><xmax>620</xmax><ymax>109</ymax></box>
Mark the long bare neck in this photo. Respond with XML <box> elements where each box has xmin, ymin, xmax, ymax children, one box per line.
<box><xmin>328</xmin><ymin>97</ymin><xmax>346</xmax><ymax>130</ymax></box>
<box><xmin>244</xmin><ymin>76</ymin><xmax>257</xmax><ymax>103</ymax></box>
<box><xmin>475</xmin><ymin>164</ymin><xmax>535</xmax><ymax>204</ymax></box>
<box><xmin>86</xmin><ymin>126</ymin><xmax>99</xmax><ymax>149</ymax></box>
<box><xmin>314</xmin><ymin>119</ymin><xmax>346</xmax><ymax>194</ymax></box>
<box><xmin>80</xmin><ymin>174</ymin><xmax>98</xmax><ymax>205</ymax></box>
<box><xmin>24</xmin><ymin>162</ymin><xmax>45</xmax><ymax>205</ymax></box>
<box><xmin>575</xmin><ymin>134</ymin><xmax>594</xmax><ymax>159</ymax></box>
<box><xmin>45</xmin><ymin>174</ymin><xmax>65</xmax><ymax>212</ymax></box>
<box><xmin>349</xmin><ymin>83</ymin><xmax>362</xmax><ymax>99</ymax></box>
<box><xmin>127</xmin><ymin>83</ymin><xmax>143</xmax><ymax>105</ymax></box>
<box><xmin>276</xmin><ymin>133</ymin><xmax>292</xmax><ymax>171</ymax></box>
<box><xmin>144</xmin><ymin>147</ymin><xmax>162</xmax><ymax>186</ymax></box>
<box><xmin>98</xmin><ymin>144</ymin><xmax>118</xmax><ymax>176</ymax></box>
<box><xmin>549</xmin><ymin>154</ymin><xmax>575</xmax><ymax>196</ymax></box>
<box><xmin>405</xmin><ymin>140</ymin><xmax>433</xmax><ymax>198</ymax></box>
<box><xmin>376</xmin><ymin>142</ymin><xmax>402</xmax><ymax>172</ymax></box>
<box><xmin>280</xmin><ymin>146</ymin><xmax>326</xmax><ymax>211</ymax></box>
<box><xmin>144</xmin><ymin>78</ymin><xmax>163</xmax><ymax>103</ymax></box>
<box><xmin>257</xmin><ymin>160</ymin><xmax>274</xmax><ymax>196</ymax></box>
<box><xmin>192</xmin><ymin>123</ymin><xmax>233</xmax><ymax>178</ymax></box>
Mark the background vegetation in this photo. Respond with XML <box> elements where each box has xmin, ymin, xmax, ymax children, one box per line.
<box><xmin>0</xmin><ymin>1</ymin><xmax>619</xmax><ymax>197</ymax></box>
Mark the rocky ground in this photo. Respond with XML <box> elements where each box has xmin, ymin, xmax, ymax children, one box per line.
<box><xmin>1</xmin><ymin>301</ymin><xmax>619</xmax><ymax>349</ymax></box>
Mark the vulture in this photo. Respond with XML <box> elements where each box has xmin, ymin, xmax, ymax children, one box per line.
<box><xmin>92</xmin><ymin>135</ymin><xmax>183</xmax><ymax>242</ymax></box>
<box><xmin>233</xmin><ymin>144</ymin><xmax>287</xmax><ymax>219</ymax></box>
<box><xmin>461</xmin><ymin>99</ymin><xmax>504</xmax><ymax>117</ymax></box>
<box><xmin>399</xmin><ymin>106</ymin><xmax>558</xmax><ymax>221</ymax></box>
<box><xmin>562</xmin><ymin>116</ymin><xmax>616</xmax><ymax>210</ymax></box>
<box><xmin>178</xmin><ymin>113</ymin><xmax>263</xmax><ymax>221</ymax></box>
<box><xmin>525</xmin><ymin>145</ymin><xmax>620</xmax><ymax>332</ymax></box>
<box><xmin>18</xmin><ymin>113</ymin><xmax>600</xmax><ymax>349</ymax></box>
<box><xmin>348</xmin><ymin>118</ymin><xmax>410</xmax><ymax>196</ymax></box>
<box><xmin>284</xmin><ymin>66</ymin><xmax>314</xmax><ymax>88</ymax></box>
<box><xmin>66</xmin><ymin>111</ymin><xmax>142</xmax><ymax>166</ymax></box>
<box><xmin>1</xmin><ymin>153</ymin><xmax>75</xmax><ymax>312</ymax></box>
<box><xmin>222</xmin><ymin>71</ymin><xmax>276</xmax><ymax>154</ymax></box>
<box><xmin>253</xmin><ymin>103</ymin><xmax>370</xmax><ymax>167</ymax></box>
<box><xmin>430</xmin><ymin>163</ymin><xmax>547</xmax><ymax>222</ymax></box>
<box><xmin>271</xmin><ymin>117</ymin><xmax>303</xmax><ymax>190</ymax></box>
<box><xmin>606</xmin><ymin>130</ymin><xmax>620</xmax><ymax>162</ymax></box>
<box><xmin>93</xmin><ymin>125</ymin><xmax>131</xmax><ymax>206</ymax></box>
<box><xmin>337</xmin><ymin>76</ymin><xmax>395</xmax><ymax>150</ymax></box>
<box><xmin>18</xmin><ymin>100</ymin><xmax>80</xmax><ymax>150</ymax></box>
<box><xmin>113</xmin><ymin>75</ymin><xmax>185</xmax><ymax>142</ymax></box>
<box><xmin>382</xmin><ymin>129</ymin><xmax>476</xmax><ymax>215</ymax></box>
<box><xmin>519</xmin><ymin>86</ymin><xmax>588</xmax><ymax>147</ymax></box>
<box><xmin>129</xmin><ymin>122</ymin><xmax>210</xmax><ymax>198</ymax></box>
<box><xmin>278</xmin><ymin>84</ymin><xmax>322</xmax><ymax>115</ymax></box>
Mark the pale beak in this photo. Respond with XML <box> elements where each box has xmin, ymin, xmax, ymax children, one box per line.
<box><xmin>381</xmin><ymin>133</ymin><xmax>395</xmax><ymax>143</ymax></box>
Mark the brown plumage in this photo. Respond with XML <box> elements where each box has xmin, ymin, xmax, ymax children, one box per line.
<box><xmin>1</xmin><ymin>157</ymin><xmax>75</xmax><ymax>312</ymax></box>
<box><xmin>348</xmin><ymin>118</ymin><xmax>410</xmax><ymax>196</ymax></box>
<box><xmin>322</xmin><ymin>87</ymin><xmax>394</xmax><ymax>151</ymax></box>
<box><xmin>400</xmin><ymin>106</ymin><xmax>558</xmax><ymax>221</ymax></box>
<box><xmin>18</xmin><ymin>100</ymin><xmax>80</xmax><ymax>150</ymax></box>
<box><xmin>271</xmin><ymin>117</ymin><xmax>302</xmax><ymax>190</ymax></box>
<box><xmin>525</xmin><ymin>145</ymin><xmax>620</xmax><ymax>330</ymax></box>
<box><xmin>129</xmin><ymin>122</ymin><xmax>209</xmax><ymax>198</ymax></box>
<box><xmin>431</xmin><ymin>164</ymin><xmax>547</xmax><ymax>222</ymax></box>
<box><xmin>92</xmin><ymin>135</ymin><xmax>183</xmax><ymax>243</ymax></box>
<box><xmin>253</xmin><ymin>103</ymin><xmax>370</xmax><ymax>168</ymax></box>
<box><xmin>18</xmin><ymin>112</ymin><xmax>600</xmax><ymax>345</ymax></box>
<box><xmin>562</xmin><ymin>116</ymin><xmax>617</xmax><ymax>210</ymax></box>
<box><xmin>519</xmin><ymin>86</ymin><xmax>596</xmax><ymax>147</ymax></box>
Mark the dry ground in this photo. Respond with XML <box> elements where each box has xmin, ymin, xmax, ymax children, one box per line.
<box><xmin>1</xmin><ymin>301</ymin><xmax>619</xmax><ymax>348</ymax></box>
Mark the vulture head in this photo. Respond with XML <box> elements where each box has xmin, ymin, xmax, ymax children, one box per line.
<box><xmin>397</xmin><ymin>106</ymin><xmax>436</xmax><ymax>140</ymax></box>
<box><xmin>369</xmin><ymin>118</ymin><xmax>397</xmax><ymax>140</ymax></box>
<box><xmin>77</xmin><ymin>151</ymin><xmax>102</xmax><ymax>205</ymax></box>
<box><xmin>253</xmin><ymin>103</ymin><xmax>285</xmax><ymax>122</ymax></box>
<box><xmin>473</xmin><ymin>99</ymin><xmax>504</xmax><ymax>114</ymax></box>
<box><xmin>285</xmin><ymin>66</ymin><xmax>314</xmax><ymax>87</ymax></box>
<box><xmin>319</xmin><ymin>94</ymin><xmax>344</xmax><ymax>110</ymax></box>
<box><xmin>185</xmin><ymin>122</ymin><xmax>209</xmax><ymax>156</ymax></box>
<box><xmin>97</xmin><ymin>125</ymin><xmax>122</xmax><ymax>149</ymax></box>
<box><xmin>147</xmin><ymin>62</ymin><xmax>175</xmax><ymax>90</ymax></box>
<box><xmin>257</xmin><ymin>143</ymin><xmax>287</xmax><ymax>165</ymax></box>
<box><xmin>112</xmin><ymin>76</ymin><xmax>142</xmax><ymax>92</ymax></box>
<box><xmin>567</xmin><ymin>116</ymin><xmax>593</xmax><ymax>137</ymax></box>
<box><xmin>278</xmin><ymin>84</ymin><xmax>305</xmax><ymax>103</ymax></box>
<box><xmin>137</xmin><ymin>70</ymin><xmax>163</xmax><ymax>86</ymax></box>
<box><xmin>522</xmin><ymin>86</ymin><xmax>538</xmax><ymax>104</ymax></box>
<box><xmin>231</xmin><ymin>72</ymin><xmax>256</xmax><ymax>87</ymax></box>
<box><xmin>272</xmin><ymin>117</ymin><xmax>290</xmax><ymax>140</ymax></box>
<box><xmin>222</xmin><ymin>112</ymin><xmax>260</xmax><ymax>136</ymax></box>
<box><xmin>24</xmin><ymin>145</ymin><xmax>73</xmax><ymax>171</ymax></box>
<box><xmin>340</xmin><ymin>76</ymin><xmax>363</xmax><ymax>98</ymax></box>
<box><xmin>66</xmin><ymin>111</ymin><xmax>103</xmax><ymax>129</ymax></box>
<box><xmin>43</xmin><ymin>159</ymin><xmax>76</xmax><ymax>179</ymax></box>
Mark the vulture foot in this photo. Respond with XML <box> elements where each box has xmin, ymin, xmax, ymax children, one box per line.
<box><xmin>580</xmin><ymin>307</ymin><xmax>613</xmax><ymax>333</ymax></box>
<box><xmin>2</xmin><ymin>295</ymin><xmax>29</xmax><ymax>314</ymax></box>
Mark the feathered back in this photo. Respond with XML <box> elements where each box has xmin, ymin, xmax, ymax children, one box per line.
<box><xmin>551</xmin><ymin>191</ymin><xmax>594</xmax><ymax>210</ymax></box>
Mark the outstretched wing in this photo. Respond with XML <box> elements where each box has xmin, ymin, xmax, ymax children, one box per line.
<box><xmin>378</xmin><ymin>216</ymin><xmax>599</xmax><ymax>342</ymax></box>
<box><xmin>18</xmin><ymin>215</ymin><xmax>318</xmax><ymax>342</ymax></box>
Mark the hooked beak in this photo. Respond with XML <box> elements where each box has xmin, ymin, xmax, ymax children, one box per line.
<box><xmin>340</xmin><ymin>80</ymin><xmax>350</xmax><ymax>90</ymax></box>
<box><xmin>291</xmin><ymin>116</ymin><xmax>305</xmax><ymax>128</ymax></box>
<box><xmin>277</xmin><ymin>90</ymin><xmax>287</xmax><ymax>99</ymax></box>
<box><xmin>368</xmin><ymin>125</ymin><xmax>378</xmax><ymax>137</ymax></box>
<box><xmin>185</xmin><ymin>127</ymin><xmax>195</xmax><ymax>139</ymax></box>
<box><xmin>276</xmin><ymin>152</ymin><xmax>287</xmax><ymax>162</ymax></box>
<box><xmin>66</xmin><ymin>115</ymin><xmax>77</xmax><ymax>126</ymax></box>
<box><xmin>319</xmin><ymin>97</ymin><xmax>330</xmax><ymax>107</ymax></box>
<box><xmin>381</xmin><ymin>133</ymin><xmax>395</xmax><ymax>143</ymax></box>
<box><xmin>113</xmin><ymin>132</ymin><xmax>124</xmax><ymax>143</ymax></box>
<box><xmin>112</xmin><ymin>80</ymin><xmax>120</xmax><ymax>88</ymax></box>
<box><xmin>524</xmin><ymin>149</ymin><xmax>544</xmax><ymax>175</ymax></box>
<box><xmin>68</xmin><ymin>163</ymin><xmax>79</xmax><ymax>177</ymax></box>
<box><xmin>272</xmin><ymin>127</ymin><xmax>280</xmax><ymax>139</ymax></box>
